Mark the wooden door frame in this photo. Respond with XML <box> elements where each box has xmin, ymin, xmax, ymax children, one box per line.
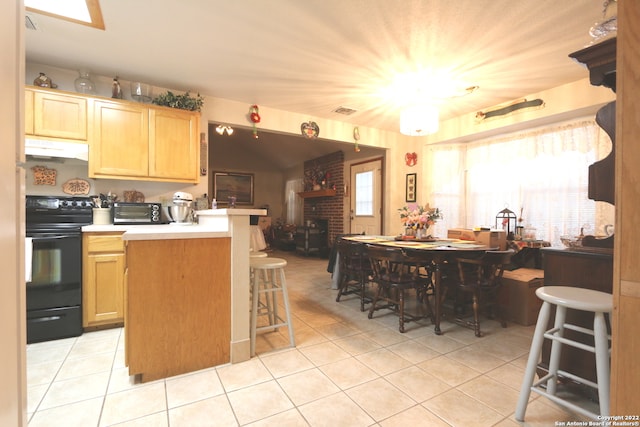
<box><xmin>348</xmin><ymin>156</ymin><xmax>384</xmax><ymax>235</ymax></box>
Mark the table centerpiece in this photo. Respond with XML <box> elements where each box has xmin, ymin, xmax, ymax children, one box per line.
<box><xmin>399</xmin><ymin>203</ymin><xmax>442</xmax><ymax>239</ymax></box>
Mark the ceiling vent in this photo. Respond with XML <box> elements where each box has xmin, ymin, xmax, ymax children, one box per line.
<box><xmin>25</xmin><ymin>13</ymin><xmax>39</xmax><ymax>31</ymax></box>
<box><xmin>332</xmin><ymin>106</ymin><xmax>357</xmax><ymax>116</ymax></box>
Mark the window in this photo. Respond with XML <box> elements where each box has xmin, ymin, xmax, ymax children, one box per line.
<box><xmin>427</xmin><ymin>120</ymin><xmax>613</xmax><ymax>246</ymax></box>
<box><xmin>285</xmin><ymin>179</ymin><xmax>304</xmax><ymax>225</ymax></box>
<box><xmin>26</xmin><ymin>0</ymin><xmax>105</xmax><ymax>30</ymax></box>
<box><xmin>355</xmin><ymin>170</ymin><xmax>373</xmax><ymax>216</ymax></box>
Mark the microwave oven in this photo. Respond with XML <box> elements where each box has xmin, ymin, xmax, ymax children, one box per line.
<box><xmin>112</xmin><ymin>202</ymin><xmax>163</xmax><ymax>224</ymax></box>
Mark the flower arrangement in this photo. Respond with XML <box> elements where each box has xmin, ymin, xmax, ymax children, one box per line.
<box><xmin>399</xmin><ymin>203</ymin><xmax>442</xmax><ymax>230</ymax></box>
<box><xmin>304</xmin><ymin>164</ymin><xmax>331</xmax><ymax>190</ymax></box>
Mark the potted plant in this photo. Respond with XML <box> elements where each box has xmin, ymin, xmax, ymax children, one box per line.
<box><xmin>152</xmin><ymin>91</ymin><xmax>204</xmax><ymax>112</ymax></box>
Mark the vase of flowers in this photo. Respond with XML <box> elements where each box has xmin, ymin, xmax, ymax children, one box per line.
<box><xmin>399</xmin><ymin>203</ymin><xmax>442</xmax><ymax>238</ymax></box>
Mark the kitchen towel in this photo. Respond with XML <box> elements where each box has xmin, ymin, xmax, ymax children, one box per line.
<box><xmin>25</xmin><ymin>237</ymin><xmax>32</xmax><ymax>282</ymax></box>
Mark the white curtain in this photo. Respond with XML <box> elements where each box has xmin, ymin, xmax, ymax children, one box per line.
<box><xmin>427</xmin><ymin>120</ymin><xmax>613</xmax><ymax>246</ymax></box>
<box><xmin>284</xmin><ymin>179</ymin><xmax>304</xmax><ymax>225</ymax></box>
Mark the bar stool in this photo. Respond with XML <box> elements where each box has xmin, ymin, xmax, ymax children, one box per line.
<box><xmin>249</xmin><ymin>257</ymin><xmax>295</xmax><ymax>356</ymax></box>
<box><xmin>250</xmin><ymin>250</ymin><xmax>271</xmax><ymax>322</ymax></box>
<box><xmin>516</xmin><ymin>286</ymin><xmax>612</xmax><ymax>421</ymax></box>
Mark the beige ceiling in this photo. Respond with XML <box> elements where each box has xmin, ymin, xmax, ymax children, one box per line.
<box><xmin>24</xmin><ymin>1</ymin><xmax>602</xmax><ymax>167</ymax></box>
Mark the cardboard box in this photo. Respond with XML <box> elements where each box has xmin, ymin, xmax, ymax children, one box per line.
<box><xmin>500</xmin><ymin>268</ymin><xmax>544</xmax><ymax>326</ymax></box>
<box><xmin>447</xmin><ymin>228</ymin><xmax>507</xmax><ymax>250</ymax></box>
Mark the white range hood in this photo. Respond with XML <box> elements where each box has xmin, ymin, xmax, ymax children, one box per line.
<box><xmin>25</xmin><ymin>139</ymin><xmax>88</xmax><ymax>162</ymax></box>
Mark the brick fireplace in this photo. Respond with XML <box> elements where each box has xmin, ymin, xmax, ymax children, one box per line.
<box><xmin>302</xmin><ymin>151</ymin><xmax>344</xmax><ymax>250</ymax></box>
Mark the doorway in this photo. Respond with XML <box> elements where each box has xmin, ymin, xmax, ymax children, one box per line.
<box><xmin>349</xmin><ymin>158</ymin><xmax>383</xmax><ymax>235</ymax></box>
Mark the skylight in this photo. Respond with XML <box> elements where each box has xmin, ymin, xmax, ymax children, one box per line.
<box><xmin>25</xmin><ymin>0</ymin><xmax>104</xmax><ymax>30</ymax></box>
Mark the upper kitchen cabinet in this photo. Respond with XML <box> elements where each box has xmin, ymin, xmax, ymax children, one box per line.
<box><xmin>25</xmin><ymin>86</ymin><xmax>89</xmax><ymax>141</ymax></box>
<box><xmin>90</xmin><ymin>100</ymin><xmax>200</xmax><ymax>183</ymax></box>
<box><xmin>91</xmin><ymin>99</ymin><xmax>150</xmax><ymax>178</ymax></box>
<box><xmin>148</xmin><ymin>107</ymin><xmax>200</xmax><ymax>182</ymax></box>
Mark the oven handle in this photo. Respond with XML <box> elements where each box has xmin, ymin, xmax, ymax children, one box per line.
<box><xmin>29</xmin><ymin>315</ymin><xmax>62</xmax><ymax>323</ymax></box>
<box><xmin>29</xmin><ymin>235</ymin><xmax>78</xmax><ymax>241</ymax></box>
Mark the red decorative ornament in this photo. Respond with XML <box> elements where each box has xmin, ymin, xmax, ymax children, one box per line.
<box><xmin>405</xmin><ymin>152</ymin><xmax>418</xmax><ymax>167</ymax></box>
<box><xmin>248</xmin><ymin>104</ymin><xmax>261</xmax><ymax>139</ymax></box>
<box><xmin>249</xmin><ymin>105</ymin><xmax>261</xmax><ymax>123</ymax></box>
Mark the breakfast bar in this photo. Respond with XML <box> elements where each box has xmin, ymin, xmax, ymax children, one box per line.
<box><xmin>121</xmin><ymin>208</ymin><xmax>265</xmax><ymax>382</ymax></box>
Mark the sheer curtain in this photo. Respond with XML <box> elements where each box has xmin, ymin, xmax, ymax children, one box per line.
<box><xmin>284</xmin><ymin>179</ymin><xmax>304</xmax><ymax>225</ymax></box>
<box><xmin>427</xmin><ymin>120</ymin><xmax>613</xmax><ymax>246</ymax></box>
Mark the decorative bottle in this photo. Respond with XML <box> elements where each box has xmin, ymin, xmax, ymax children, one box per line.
<box><xmin>111</xmin><ymin>76</ymin><xmax>122</xmax><ymax>99</ymax></box>
<box><xmin>211</xmin><ymin>199</ymin><xmax>217</xmax><ymax>209</ymax></box>
<box><xmin>74</xmin><ymin>69</ymin><xmax>96</xmax><ymax>94</ymax></box>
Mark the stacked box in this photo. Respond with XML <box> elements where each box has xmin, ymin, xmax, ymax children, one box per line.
<box><xmin>500</xmin><ymin>268</ymin><xmax>544</xmax><ymax>326</ymax></box>
<box><xmin>447</xmin><ymin>228</ymin><xmax>507</xmax><ymax>250</ymax></box>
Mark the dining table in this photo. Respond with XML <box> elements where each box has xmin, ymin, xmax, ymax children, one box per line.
<box><xmin>341</xmin><ymin>235</ymin><xmax>496</xmax><ymax>335</ymax></box>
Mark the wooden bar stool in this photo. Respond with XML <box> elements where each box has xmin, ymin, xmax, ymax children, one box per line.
<box><xmin>249</xmin><ymin>257</ymin><xmax>295</xmax><ymax>356</ymax></box>
<box><xmin>249</xmin><ymin>250</ymin><xmax>271</xmax><ymax>324</ymax></box>
<box><xmin>516</xmin><ymin>286</ymin><xmax>612</xmax><ymax>421</ymax></box>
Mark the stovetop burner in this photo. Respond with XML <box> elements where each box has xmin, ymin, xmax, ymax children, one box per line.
<box><xmin>26</xmin><ymin>195</ymin><xmax>95</xmax><ymax>227</ymax></box>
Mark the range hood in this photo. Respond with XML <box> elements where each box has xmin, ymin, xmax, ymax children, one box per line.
<box><xmin>25</xmin><ymin>139</ymin><xmax>88</xmax><ymax>162</ymax></box>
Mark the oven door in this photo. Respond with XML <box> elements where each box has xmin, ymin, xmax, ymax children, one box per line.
<box><xmin>26</xmin><ymin>231</ymin><xmax>82</xmax><ymax>311</ymax></box>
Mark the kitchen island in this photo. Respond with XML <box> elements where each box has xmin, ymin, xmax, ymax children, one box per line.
<box><xmin>117</xmin><ymin>208</ymin><xmax>265</xmax><ymax>382</ymax></box>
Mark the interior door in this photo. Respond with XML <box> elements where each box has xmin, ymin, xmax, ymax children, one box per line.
<box><xmin>350</xmin><ymin>159</ymin><xmax>382</xmax><ymax>235</ymax></box>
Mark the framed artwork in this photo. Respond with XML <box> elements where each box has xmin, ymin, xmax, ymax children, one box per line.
<box><xmin>405</xmin><ymin>173</ymin><xmax>417</xmax><ymax>202</ymax></box>
<box><xmin>213</xmin><ymin>172</ymin><xmax>254</xmax><ymax>205</ymax></box>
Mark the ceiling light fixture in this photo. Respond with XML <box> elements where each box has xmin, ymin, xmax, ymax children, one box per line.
<box><xmin>399</xmin><ymin>105</ymin><xmax>439</xmax><ymax>136</ymax></box>
<box><xmin>216</xmin><ymin>125</ymin><xmax>234</xmax><ymax>136</ymax></box>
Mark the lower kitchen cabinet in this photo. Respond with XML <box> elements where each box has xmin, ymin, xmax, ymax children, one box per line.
<box><xmin>82</xmin><ymin>232</ymin><xmax>125</xmax><ymax>328</ymax></box>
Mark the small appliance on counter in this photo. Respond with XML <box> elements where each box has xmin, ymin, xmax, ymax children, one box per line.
<box><xmin>164</xmin><ymin>192</ymin><xmax>194</xmax><ymax>224</ymax></box>
<box><xmin>112</xmin><ymin>202</ymin><xmax>163</xmax><ymax>224</ymax></box>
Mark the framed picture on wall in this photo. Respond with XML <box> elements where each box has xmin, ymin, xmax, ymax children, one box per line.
<box><xmin>405</xmin><ymin>173</ymin><xmax>417</xmax><ymax>202</ymax></box>
<box><xmin>213</xmin><ymin>172</ymin><xmax>254</xmax><ymax>205</ymax></box>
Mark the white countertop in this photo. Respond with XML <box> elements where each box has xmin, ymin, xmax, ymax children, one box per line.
<box><xmin>82</xmin><ymin>224</ymin><xmax>230</xmax><ymax>240</ymax></box>
<box><xmin>195</xmin><ymin>208</ymin><xmax>267</xmax><ymax>217</ymax></box>
<box><xmin>82</xmin><ymin>209</ymin><xmax>266</xmax><ymax>240</ymax></box>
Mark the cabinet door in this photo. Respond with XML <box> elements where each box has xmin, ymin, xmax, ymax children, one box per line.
<box><xmin>33</xmin><ymin>90</ymin><xmax>88</xmax><ymax>140</ymax></box>
<box><xmin>149</xmin><ymin>107</ymin><xmax>199</xmax><ymax>182</ymax></box>
<box><xmin>91</xmin><ymin>100</ymin><xmax>149</xmax><ymax>178</ymax></box>
<box><xmin>84</xmin><ymin>252</ymin><xmax>125</xmax><ymax>327</ymax></box>
<box><xmin>25</xmin><ymin>89</ymin><xmax>34</xmax><ymax>135</ymax></box>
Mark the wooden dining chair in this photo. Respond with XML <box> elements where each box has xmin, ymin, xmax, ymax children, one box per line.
<box><xmin>335</xmin><ymin>238</ymin><xmax>373</xmax><ymax>311</ymax></box>
<box><xmin>366</xmin><ymin>244</ymin><xmax>434</xmax><ymax>333</ymax></box>
<box><xmin>452</xmin><ymin>249</ymin><xmax>514</xmax><ymax>337</ymax></box>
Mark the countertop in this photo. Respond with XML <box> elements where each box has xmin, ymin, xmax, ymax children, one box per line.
<box><xmin>82</xmin><ymin>224</ymin><xmax>230</xmax><ymax>241</ymax></box>
<box><xmin>82</xmin><ymin>209</ymin><xmax>266</xmax><ymax>241</ymax></box>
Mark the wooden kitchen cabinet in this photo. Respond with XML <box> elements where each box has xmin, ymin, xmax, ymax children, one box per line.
<box><xmin>90</xmin><ymin>99</ymin><xmax>200</xmax><ymax>183</ymax></box>
<box><xmin>126</xmin><ymin>237</ymin><xmax>231</xmax><ymax>382</ymax></box>
<box><xmin>82</xmin><ymin>232</ymin><xmax>126</xmax><ymax>328</ymax></box>
<box><xmin>25</xmin><ymin>86</ymin><xmax>89</xmax><ymax>141</ymax></box>
<box><xmin>148</xmin><ymin>107</ymin><xmax>199</xmax><ymax>181</ymax></box>
<box><xmin>91</xmin><ymin>99</ymin><xmax>150</xmax><ymax>178</ymax></box>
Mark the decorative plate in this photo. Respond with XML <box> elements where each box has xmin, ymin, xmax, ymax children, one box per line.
<box><xmin>124</xmin><ymin>190</ymin><xmax>145</xmax><ymax>203</ymax></box>
<box><xmin>62</xmin><ymin>178</ymin><xmax>90</xmax><ymax>195</ymax></box>
<box><xmin>301</xmin><ymin>121</ymin><xmax>319</xmax><ymax>139</ymax></box>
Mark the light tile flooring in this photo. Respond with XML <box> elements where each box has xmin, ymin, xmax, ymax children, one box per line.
<box><xmin>27</xmin><ymin>250</ymin><xmax>596</xmax><ymax>426</ymax></box>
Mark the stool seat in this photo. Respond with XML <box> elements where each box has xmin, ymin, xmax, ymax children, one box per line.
<box><xmin>536</xmin><ymin>286</ymin><xmax>613</xmax><ymax>313</ymax></box>
<box><xmin>250</xmin><ymin>251</ymin><xmax>268</xmax><ymax>258</ymax></box>
<box><xmin>516</xmin><ymin>286</ymin><xmax>612</xmax><ymax>421</ymax></box>
<box><xmin>250</xmin><ymin>257</ymin><xmax>287</xmax><ymax>269</ymax></box>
